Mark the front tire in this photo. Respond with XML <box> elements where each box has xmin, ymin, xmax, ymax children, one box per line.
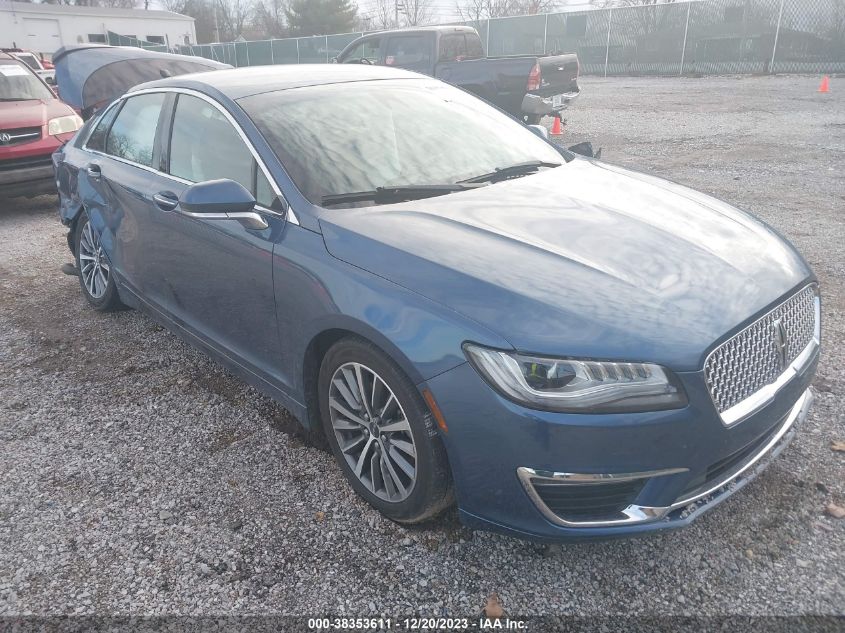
<box><xmin>74</xmin><ymin>211</ymin><xmax>124</xmax><ymax>312</ymax></box>
<box><xmin>318</xmin><ymin>337</ymin><xmax>453</xmax><ymax>524</ymax></box>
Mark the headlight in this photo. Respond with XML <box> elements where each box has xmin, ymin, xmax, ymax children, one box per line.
<box><xmin>463</xmin><ymin>343</ymin><xmax>687</xmax><ymax>413</ymax></box>
<box><xmin>48</xmin><ymin>114</ymin><xmax>83</xmax><ymax>136</ymax></box>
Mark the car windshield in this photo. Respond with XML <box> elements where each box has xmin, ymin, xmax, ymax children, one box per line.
<box><xmin>0</xmin><ymin>61</ymin><xmax>53</xmax><ymax>101</ymax></box>
<box><xmin>239</xmin><ymin>79</ymin><xmax>564</xmax><ymax>207</ymax></box>
<box><xmin>15</xmin><ymin>53</ymin><xmax>40</xmax><ymax>70</ymax></box>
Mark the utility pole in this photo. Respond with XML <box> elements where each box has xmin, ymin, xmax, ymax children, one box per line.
<box><xmin>208</xmin><ymin>0</ymin><xmax>220</xmax><ymax>43</ymax></box>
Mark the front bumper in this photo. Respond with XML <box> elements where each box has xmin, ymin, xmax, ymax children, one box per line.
<box><xmin>0</xmin><ymin>161</ymin><xmax>56</xmax><ymax>198</ymax></box>
<box><xmin>1</xmin><ymin>135</ymin><xmax>63</xmax><ymax>198</ymax></box>
<box><xmin>424</xmin><ymin>351</ymin><xmax>817</xmax><ymax>541</ymax></box>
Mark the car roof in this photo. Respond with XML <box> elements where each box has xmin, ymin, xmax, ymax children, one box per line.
<box><xmin>130</xmin><ymin>63</ymin><xmax>425</xmax><ymax>100</ymax></box>
<box><xmin>359</xmin><ymin>25</ymin><xmax>476</xmax><ymax>37</ymax></box>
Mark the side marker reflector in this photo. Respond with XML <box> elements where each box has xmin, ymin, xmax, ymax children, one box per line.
<box><xmin>422</xmin><ymin>389</ymin><xmax>448</xmax><ymax>433</ymax></box>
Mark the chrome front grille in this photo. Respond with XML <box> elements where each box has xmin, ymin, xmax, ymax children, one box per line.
<box><xmin>704</xmin><ymin>285</ymin><xmax>818</xmax><ymax>422</ymax></box>
<box><xmin>0</xmin><ymin>126</ymin><xmax>41</xmax><ymax>146</ymax></box>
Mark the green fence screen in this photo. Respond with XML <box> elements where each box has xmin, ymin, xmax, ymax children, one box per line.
<box><xmin>117</xmin><ymin>0</ymin><xmax>845</xmax><ymax>75</ymax></box>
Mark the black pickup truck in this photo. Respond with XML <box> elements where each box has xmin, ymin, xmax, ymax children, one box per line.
<box><xmin>336</xmin><ymin>26</ymin><xmax>580</xmax><ymax>123</ymax></box>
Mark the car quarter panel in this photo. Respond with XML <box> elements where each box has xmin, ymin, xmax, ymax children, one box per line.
<box><xmin>271</xmin><ymin>224</ymin><xmax>512</xmax><ymax>409</ymax></box>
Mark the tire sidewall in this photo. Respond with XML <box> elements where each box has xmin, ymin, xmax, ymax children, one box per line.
<box><xmin>318</xmin><ymin>338</ymin><xmax>447</xmax><ymax>523</ymax></box>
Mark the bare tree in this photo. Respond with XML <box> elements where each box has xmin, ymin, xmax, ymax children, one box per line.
<box><xmin>590</xmin><ymin>0</ymin><xmax>676</xmax><ymax>6</ymax></box>
<box><xmin>401</xmin><ymin>0</ymin><xmax>433</xmax><ymax>26</ymax></box>
<box><xmin>367</xmin><ymin>0</ymin><xmax>399</xmax><ymax>29</ymax></box>
<box><xmin>511</xmin><ymin>0</ymin><xmax>558</xmax><ymax>14</ymax></box>
<box><xmin>456</xmin><ymin>0</ymin><xmax>557</xmax><ymax>20</ymax></box>
<box><xmin>161</xmin><ymin>0</ymin><xmax>219</xmax><ymax>43</ymax></box>
<box><xmin>217</xmin><ymin>0</ymin><xmax>251</xmax><ymax>39</ymax></box>
<box><xmin>455</xmin><ymin>0</ymin><xmax>487</xmax><ymax>21</ymax></box>
<box><xmin>590</xmin><ymin>0</ymin><xmax>680</xmax><ymax>37</ymax></box>
<box><xmin>253</xmin><ymin>0</ymin><xmax>288</xmax><ymax>37</ymax></box>
<box><xmin>44</xmin><ymin>0</ymin><xmax>138</xmax><ymax>6</ymax></box>
<box><xmin>99</xmin><ymin>0</ymin><xmax>138</xmax><ymax>8</ymax></box>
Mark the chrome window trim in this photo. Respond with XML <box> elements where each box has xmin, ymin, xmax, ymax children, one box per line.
<box><xmin>79</xmin><ymin>99</ymin><xmax>122</xmax><ymax>149</ymax></box>
<box><xmin>83</xmin><ymin>87</ymin><xmax>297</xmax><ymax>225</ymax></box>
<box><xmin>705</xmin><ymin>285</ymin><xmax>819</xmax><ymax>427</ymax></box>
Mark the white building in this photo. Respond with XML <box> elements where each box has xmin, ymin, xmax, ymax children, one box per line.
<box><xmin>0</xmin><ymin>1</ymin><xmax>196</xmax><ymax>55</ymax></box>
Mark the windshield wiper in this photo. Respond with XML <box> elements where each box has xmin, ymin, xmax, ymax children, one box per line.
<box><xmin>322</xmin><ymin>183</ymin><xmax>484</xmax><ymax>207</ymax></box>
<box><xmin>459</xmin><ymin>160</ymin><xmax>561</xmax><ymax>184</ymax></box>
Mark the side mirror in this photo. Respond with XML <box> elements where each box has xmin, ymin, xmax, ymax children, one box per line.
<box><xmin>527</xmin><ymin>124</ymin><xmax>549</xmax><ymax>141</ymax></box>
<box><xmin>567</xmin><ymin>141</ymin><xmax>602</xmax><ymax>160</ymax></box>
<box><xmin>179</xmin><ymin>179</ymin><xmax>268</xmax><ymax>230</ymax></box>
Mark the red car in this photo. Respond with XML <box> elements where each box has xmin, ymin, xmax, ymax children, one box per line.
<box><xmin>1</xmin><ymin>51</ymin><xmax>81</xmax><ymax>198</ymax></box>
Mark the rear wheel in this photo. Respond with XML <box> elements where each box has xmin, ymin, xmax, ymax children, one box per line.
<box><xmin>74</xmin><ymin>211</ymin><xmax>124</xmax><ymax>312</ymax></box>
<box><xmin>318</xmin><ymin>337</ymin><xmax>453</xmax><ymax>524</ymax></box>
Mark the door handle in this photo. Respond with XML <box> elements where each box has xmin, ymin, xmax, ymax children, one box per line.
<box><xmin>152</xmin><ymin>191</ymin><xmax>179</xmax><ymax>211</ymax></box>
<box><xmin>86</xmin><ymin>163</ymin><xmax>101</xmax><ymax>179</ymax></box>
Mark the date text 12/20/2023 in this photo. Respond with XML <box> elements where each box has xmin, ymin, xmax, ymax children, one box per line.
<box><xmin>307</xmin><ymin>617</ymin><xmax>529</xmax><ymax>630</ymax></box>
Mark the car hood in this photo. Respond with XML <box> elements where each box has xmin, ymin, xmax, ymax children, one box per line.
<box><xmin>0</xmin><ymin>98</ymin><xmax>70</xmax><ymax>127</ymax></box>
<box><xmin>53</xmin><ymin>45</ymin><xmax>230</xmax><ymax>111</ymax></box>
<box><xmin>319</xmin><ymin>160</ymin><xmax>812</xmax><ymax>371</ymax></box>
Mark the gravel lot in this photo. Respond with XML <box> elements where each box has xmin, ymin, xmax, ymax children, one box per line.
<box><xmin>1</xmin><ymin>75</ymin><xmax>843</xmax><ymax>620</ymax></box>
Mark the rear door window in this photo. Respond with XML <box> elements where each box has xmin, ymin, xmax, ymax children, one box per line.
<box><xmin>105</xmin><ymin>92</ymin><xmax>165</xmax><ymax>167</ymax></box>
<box><xmin>465</xmin><ymin>34</ymin><xmax>484</xmax><ymax>59</ymax></box>
<box><xmin>385</xmin><ymin>35</ymin><xmax>431</xmax><ymax>69</ymax></box>
<box><xmin>85</xmin><ymin>102</ymin><xmax>121</xmax><ymax>152</ymax></box>
<box><xmin>439</xmin><ymin>34</ymin><xmax>466</xmax><ymax>62</ymax></box>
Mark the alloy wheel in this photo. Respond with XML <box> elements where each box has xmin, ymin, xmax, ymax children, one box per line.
<box><xmin>78</xmin><ymin>220</ymin><xmax>109</xmax><ymax>299</ymax></box>
<box><xmin>328</xmin><ymin>362</ymin><xmax>417</xmax><ymax>502</ymax></box>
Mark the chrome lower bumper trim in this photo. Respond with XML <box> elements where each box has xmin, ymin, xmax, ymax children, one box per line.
<box><xmin>518</xmin><ymin>388</ymin><xmax>813</xmax><ymax>528</ymax></box>
<box><xmin>516</xmin><ymin>467</ymin><xmax>686</xmax><ymax>528</ymax></box>
<box><xmin>671</xmin><ymin>388</ymin><xmax>813</xmax><ymax>509</ymax></box>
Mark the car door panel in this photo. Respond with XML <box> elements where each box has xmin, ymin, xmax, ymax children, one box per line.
<box><xmin>144</xmin><ymin>191</ymin><xmax>287</xmax><ymax>385</ymax></box>
<box><xmin>140</xmin><ymin>91</ymin><xmax>287</xmax><ymax>388</ymax></box>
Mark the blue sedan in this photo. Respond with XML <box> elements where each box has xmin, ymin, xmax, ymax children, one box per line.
<box><xmin>54</xmin><ymin>65</ymin><xmax>820</xmax><ymax>541</ymax></box>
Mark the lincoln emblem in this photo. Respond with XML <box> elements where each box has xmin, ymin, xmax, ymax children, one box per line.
<box><xmin>772</xmin><ymin>319</ymin><xmax>788</xmax><ymax>370</ymax></box>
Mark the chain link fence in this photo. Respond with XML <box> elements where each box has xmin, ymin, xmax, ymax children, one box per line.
<box><xmin>128</xmin><ymin>0</ymin><xmax>845</xmax><ymax>75</ymax></box>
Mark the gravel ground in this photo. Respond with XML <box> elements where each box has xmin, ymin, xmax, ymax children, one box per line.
<box><xmin>0</xmin><ymin>75</ymin><xmax>843</xmax><ymax>620</ymax></box>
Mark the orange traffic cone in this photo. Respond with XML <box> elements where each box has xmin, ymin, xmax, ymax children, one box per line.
<box><xmin>550</xmin><ymin>116</ymin><xmax>563</xmax><ymax>136</ymax></box>
<box><xmin>819</xmin><ymin>75</ymin><xmax>830</xmax><ymax>93</ymax></box>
